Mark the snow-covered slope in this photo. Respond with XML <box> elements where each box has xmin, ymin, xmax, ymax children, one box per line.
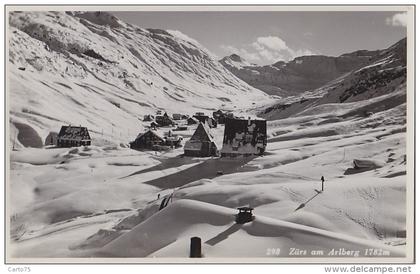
<box><xmin>220</xmin><ymin>49</ymin><xmax>379</xmax><ymax>96</ymax></box>
<box><xmin>219</xmin><ymin>54</ymin><xmax>256</xmax><ymax>69</ymax></box>
<box><xmin>8</xmin><ymin>11</ymin><xmax>270</xmax><ymax>148</ymax></box>
<box><xmin>9</xmin><ymin>96</ymin><xmax>408</xmax><ymax>259</ymax></box>
<box><xmin>99</xmin><ymin>199</ymin><xmax>404</xmax><ymax>258</ymax></box>
<box><xmin>259</xmin><ymin>38</ymin><xmax>406</xmax><ymax>121</ymax></box>
<box><xmin>7</xmin><ymin>12</ymin><xmax>409</xmax><ymax>262</ymax></box>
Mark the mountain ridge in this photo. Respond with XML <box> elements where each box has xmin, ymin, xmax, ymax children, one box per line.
<box><xmin>220</xmin><ymin>38</ymin><xmax>405</xmax><ymax>96</ymax></box>
<box><xmin>8</xmin><ymin>11</ymin><xmax>271</xmax><ymax>147</ymax></box>
<box><xmin>257</xmin><ymin>38</ymin><xmax>407</xmax><ymax>120</ymax></box>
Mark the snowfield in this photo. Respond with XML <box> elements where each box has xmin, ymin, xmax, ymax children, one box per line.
<box><xmin>7</xmin><ymin>11</ymin><xmax>409</xmax><ymax>262</ymax></box>
<box><xmin>8</xmin><ymin>96</ymin><xmax>408</xmax><ymax>259</ymax></box>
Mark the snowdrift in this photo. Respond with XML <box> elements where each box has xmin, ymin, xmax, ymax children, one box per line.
<box><xmin>99</xmin><ymin>200</ymin><xmax>404</xmax><ymax>258</ymax></box>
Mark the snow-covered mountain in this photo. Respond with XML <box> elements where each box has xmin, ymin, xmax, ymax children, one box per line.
<box><xmin>258</xmin><ymin>38</ymin><xmax>407</xmax><ymax>120</ymax></box>
<box><xmin>8</xmin><ymin>12</ymin><xmax>410</xmax><ymax>261</ymax></box>
<box><xmin>8</xmin><ymin>11</ymin><xmax>270</xmax><ymax>148</ymax></box>
<box><xmin>219</xmin><ymin>53</ymin><xmax>256</xmax><ymax>69</ymax></box>
<box><xmin>220</xmin><ymin>48</ymin><xmax>385</xmax><ymax>96</ymax></box>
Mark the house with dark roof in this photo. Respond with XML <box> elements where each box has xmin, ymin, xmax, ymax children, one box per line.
<box><xmin>163</xmin><ymin>130</ymin><xmax>183</xmax><ymax>148</ymax></box>
<box><xmin>172</xmin><ymin>113</ymin><xmax>182</xmax><ymax>120</ymax></box>
<box><xmin>193</xmin><ymin>113</ymin><xmax>208</xmax><ymax>123</ymax></box>
<box><xmin>143</xmin><ymin>114</ymin><xmax>154</xmax><ymax>122</ymax></box>
<box><xmin>155</xmin><ymin>112</ymin><xmax>175</xmax><ymax>127</ymax></box>
<box><xmin>57</xmin><ymin>126</ymin><xmax>91</xmax><ymax>147</ymax></box>
<box><xmin>187</xmin><ymin>117</ymin><xmax>199</xmax><ymax>125</ymax></box>
<box><xmin>130</xmin><ymin>129</ymin><xmax>164</xmax><ymax>150</ymax></box>
<box><xmin>193</xmin><ymin>113</ymin><xmax>217</xmax><ymax>128</ymax></box>
<box><xmin>149</xmin><ymin>121</ymin><xmax>159</xmax><ymax>129</ymax></box>
<box><xmin>184</xmin><ymin>122</ymin><xmax>218</xmax><ymax>157</ymax></box>
<box><xmin>213</xmin><ymin>110</ymin><xmax>235</xmax><ymax>124</ymax></box>
<box><xmin>220</xmin><ymin>117</ymin><xmax>267</xmax><ymax>157</ymax></box>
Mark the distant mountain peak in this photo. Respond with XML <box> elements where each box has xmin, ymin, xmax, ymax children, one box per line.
<box><xmin>220</xmin><ymin>39</ymin><xmax>405</xmax><ymax>96</ymax></box>
<box><xmin>228</xmin><ymin>53</ymin><xmax>243</xmax><ymax>62</ymax></box>
<box><xmin>220</xmin><ymin>54</ymin><xmax>256</xmax><ymax>69</ymax></box>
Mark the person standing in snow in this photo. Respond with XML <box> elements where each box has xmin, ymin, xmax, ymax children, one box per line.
<box><xmin>321</xmin><ymin>176</ymin><xmax>325</xmax><ymax>191</ymax></box>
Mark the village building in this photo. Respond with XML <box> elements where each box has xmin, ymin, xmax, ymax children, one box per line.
<box><xmin>193</xmin><ymin>113</ymin><xmax>217</xmax><ymax>128</ymax></box>
<box><xmin>172</xmin><ymin>113</ymin><xmax>182</xmax><ymax>120</ymax></box>
<box><xmin>130</xmin><ymin>129</ymin><xmax>164</xmax><ymax>150</ymax></box>
<box><xmin>163</xmin><ymin>130</ymin><xmax>183</xmax><ymax>148</ymax></box>
<box><xmin>213</xmin><ymin>110</ymin><xmax>235</xmax><ymax>124</ymax></box>
<box><xmin>57</xmin><ymin>125</ymin><xmax>91</xmax><ymax>147</ymax></box>
<box><xmin>187</xmin><ymin>117</ymin><xmax>199</xmax><ymax>125</ymax></box>
<box><xmin>130</xmin><ymin>129</ymin><xmax>183</xmax><ymax>150</ymax></box>
<box><xmin>155</xmin><ymin>112</ymin><xmax>175</xmax><ymax>127</ymax></box>
<box><xmin>193</xmin><ymin>112</ymin><xmax>208</xmax><ymax>123</ymax></box>
<box><xmin>207</xmin><ymin>117</ymin><xmax>218</xmax><ymax>128</ymax></box>
<box><xmin>220</xmin><ymin>117</ymin><xmax>267</xmax><ymax>157</ymax></box>
<box><xmin>213</xmin><ymin>110</ymin><xmax>225</xmax><ymax>124</ymax></box>
<box><xmin>149</xmin><ymin>121</ymin><xmax>159</xmax><ymax>129</ymax></box>
<box><xmin>44</xmin><ymin>131</ymin><xmax>58</xmax><ymax>146</ymax></box>
<box><xmin>143</xmin><ymin>114</ymin><xmax>154</xmax><ymax>122</ymax></box>
<box><xmin>184</xmin><ymin>122</ymin><xmax>218</xmax><ymax>157</ymax></box>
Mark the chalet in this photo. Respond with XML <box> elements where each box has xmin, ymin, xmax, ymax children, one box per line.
<box><xmin>143</xmin><ymin>114</ymin><xmax>154</xmax><ymax>122</ymax></box>
<box><xmin>172</xmin><ymin>113</ymin><xmax>182</xmax><ymax>120</ymax></box>
<box><xmin>163</xmin><ymin>130</ymin><xmax>183</xmax><ymax>148</ymax></box>
<box><xmin>57</xmin><ymin>125</ymin><xmax>91</xmax><ymax>147</ymax></box>
<box><xmin>220</xmin><ymin>117</ymin><xmax>267</xmax><ymax>157</ymax></box>
<box><xmin>213</xmin><ymin>110</ymin><xmax>225</xmax><ymax>124</ymax></box>
<box><xmin>187</xmin><ymin>117</ymin><xmax>199</xmax><ymax>125</ymax></box>
<box><xmin>213</xmin><ymin>110</ymin><xmax>235</xmax><ymax>124</ymax></box>
<box><xmin>130</xmin><ymin>129</ymin><xmax>164</xmax><ymax>150</ymax></box>
<box><xmin>156</xmin><ymin>112</ymin><xmax>175</xmax><ymax>127</ymax></box>
<box><xmin>184</xmin><ymin>122</ymin><xmax>218</xmax><ymax>157</ymax></box>
<box><xmin>207</xmin><ymin>117</ymin><xmax>218</xmax><ymax>128</ymax></box>
<box><xmin>193</xmin><ymin>112</ymin><xmax>208</xmax><ymax>123</ymax></box>
<box><xmin>149</xmin><ymin>121</ymin><xmax>159</xmax><ymax>129</ymax></box>
<box><xmin>193</xmin><ymin>113</ymin><xmax>217</xmax><ymax>128</ymax></box>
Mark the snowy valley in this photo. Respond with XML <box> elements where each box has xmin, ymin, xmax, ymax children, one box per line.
<box><xmin>7</xmin><ymin>11</ymin><xmax>409</xmax><ymax>261</ymax></box>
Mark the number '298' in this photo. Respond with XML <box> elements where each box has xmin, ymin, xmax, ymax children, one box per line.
<box><xmin>266</xmin><ymin>248</ymin><xmax>281</xmax><ymax>256</ymax></box>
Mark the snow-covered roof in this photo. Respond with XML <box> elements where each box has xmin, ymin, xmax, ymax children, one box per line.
<box><xmin>189</xmin><ymin>122</ymin><xmax>214</xmax><ymax>142</ymax></box>
<box><xmin>188</xmin><ymin>117</ymin><xmax>199</xmax><ymax>122</ymax></box>
<box><xmin>135</xmin><ymin>129</ymin><xmax>164</xmax><ymax>140</ymax></box>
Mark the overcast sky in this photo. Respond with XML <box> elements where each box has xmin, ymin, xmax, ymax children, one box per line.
<box><xmin>112</xmin><ymin>11</ymin><xmax>407</xmax><ymax>65</ymax></box>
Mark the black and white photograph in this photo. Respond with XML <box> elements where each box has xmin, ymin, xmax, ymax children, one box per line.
<box><xmin>5</xmin><ymin>5</ymin><xmax>415</xmax><ymax>263</ymax></box>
